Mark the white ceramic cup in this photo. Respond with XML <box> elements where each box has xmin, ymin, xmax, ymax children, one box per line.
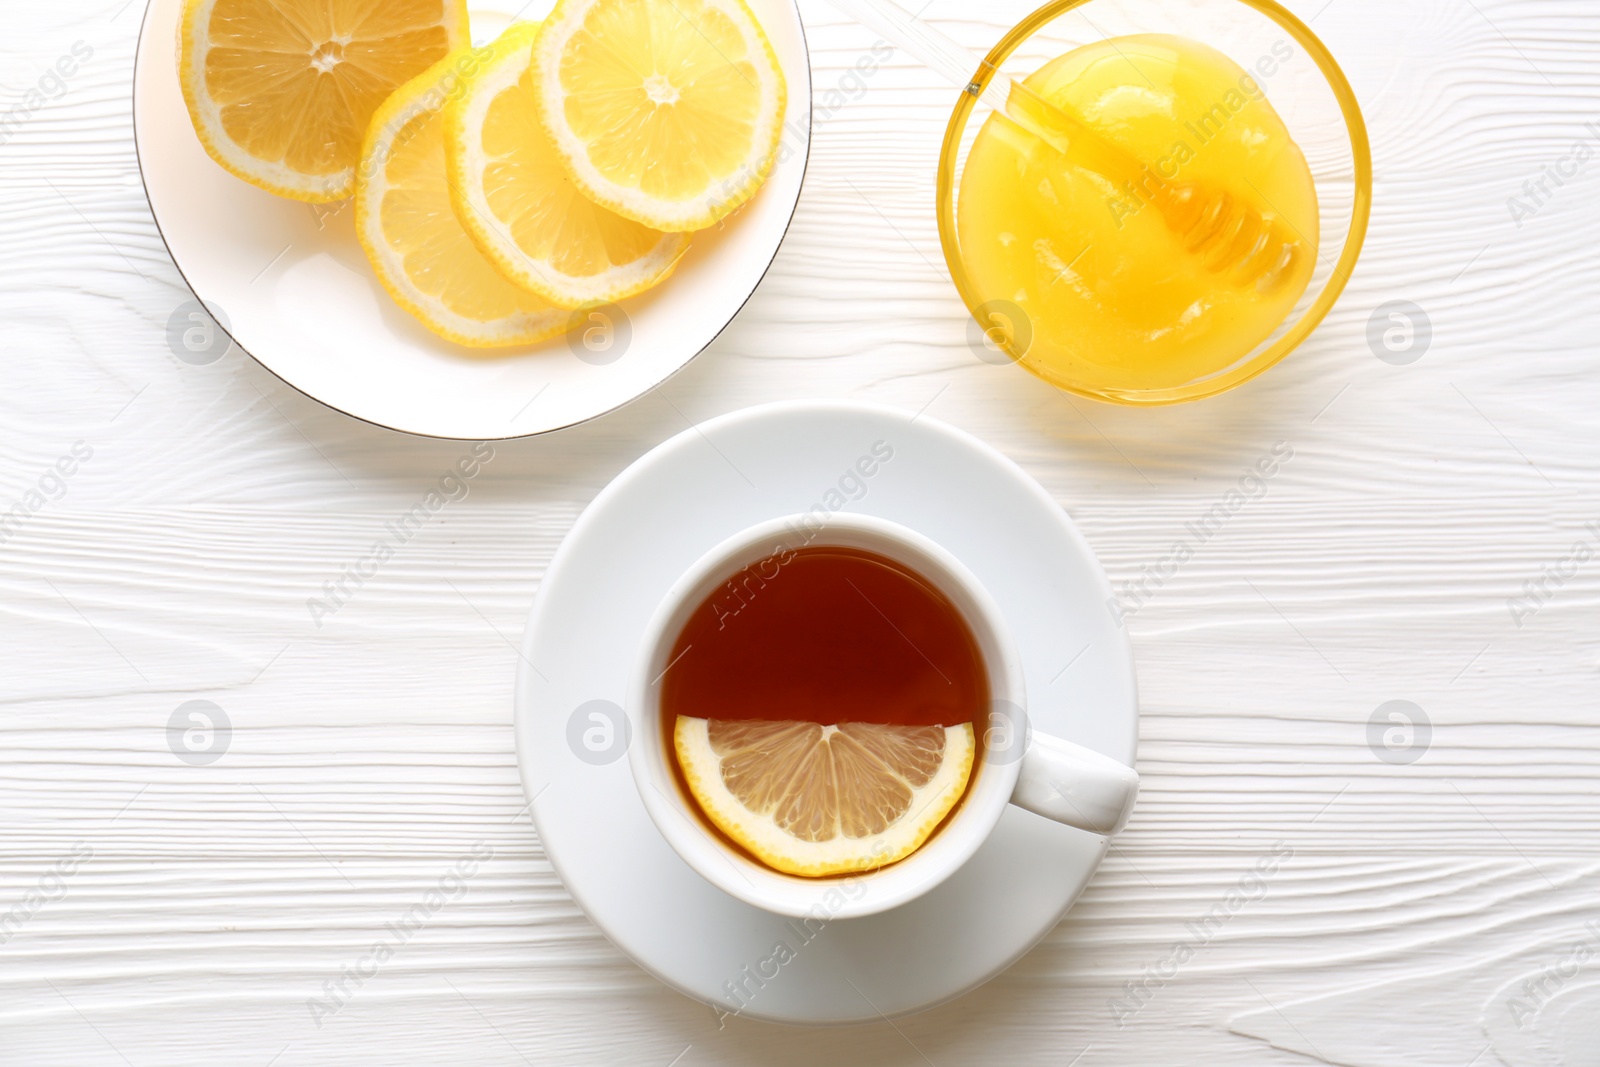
<box><xmin>629</xmin><ymin>512</ymin><xmax>1139</xmax><ymax>919</ymax></box>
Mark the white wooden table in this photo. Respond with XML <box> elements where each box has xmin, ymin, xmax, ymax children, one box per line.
<box><xmin>3</xmin><ymin>0</ymin><xmax>1596</xmax><ymax>1063</ymax></box>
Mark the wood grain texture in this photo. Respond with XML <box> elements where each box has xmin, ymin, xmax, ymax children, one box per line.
<box><xmin>2</xmin><ymin>0</ymin><xmax>1598</xmax><ymax>1063</ymax></box>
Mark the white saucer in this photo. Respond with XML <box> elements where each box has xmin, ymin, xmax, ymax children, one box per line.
<box><xmin>131</xmin><ymin>0</ymin><xmax>811</xmax><ymax>439</ymax></box>
<box><xmin>514</xmin><ymin>400</ymin><xmax>1138</xmax><ymax>1025</ymax></box>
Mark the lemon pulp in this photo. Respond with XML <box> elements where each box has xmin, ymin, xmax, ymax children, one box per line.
<box><xmin>531</xmin><ymin>0</ymin><xmax>787</xmax><ymax>231</ymax></box>
<box><xmin>180</xmin><ymin>0</ymin><xmax>467</xmax><ymax>201</ymax></box>
<box><xmin>956</xmin><ymin>34</ymin><xmax>1319</xmax><ymax>394</ymax></box>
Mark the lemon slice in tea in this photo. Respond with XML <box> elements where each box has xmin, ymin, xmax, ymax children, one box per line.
<box><xmin>674</xmin><ymin>717</ymin><xmax>975</xmax><ymax>877</ymax></box>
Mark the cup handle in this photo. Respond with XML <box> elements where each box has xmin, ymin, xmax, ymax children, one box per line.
<box><xmin>1010</xmin><ymin>731</ymin><xmax>1139</xmax><ymax>836</ymax></box>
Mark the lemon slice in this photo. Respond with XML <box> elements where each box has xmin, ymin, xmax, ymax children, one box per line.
<box><xmin>355</xmin><ymin>46</ymin><xmax>569</xmax><ymax>347</ymax></box>
<box><xmin>675</xmin><ymin>717</ymin><xmax>975</xmax><ymax>877</ymax></box>
<box><xmin>443</xmin><ymin>23</ymin><xmax>690</xmax><ymax>307</ymax></box>
<box><xmin>530</xmin><ymin>0</ymin><xmax>787</xmax><ymax>232</ymax></box>
<box><xmin>179</xmin><ymin>0</ymin><xmax>469</xmax><ymax>202</ymax></box>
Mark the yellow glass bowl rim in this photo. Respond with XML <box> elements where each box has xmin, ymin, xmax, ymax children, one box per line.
<box><xmin>935</xmin><ymin>0</ymin><xmax>1373</xmax><ymax>405</ymax></box>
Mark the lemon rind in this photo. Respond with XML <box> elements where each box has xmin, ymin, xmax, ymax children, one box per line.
<box><xmin>529</xmin><ymin>0</ymin><xmax>788</xmax><ymax>233</ymax></box>
<box><xmin>354</xmin><ymin>50</ymin><xmax>570</xmax><ymax>348</ymax></box>
<box><xmin>674</xmin><ymin>717</ymin><xmax>976</xmax><ymax>878</ymax></box>
<box><xmin>443</xmin><ymin>22</ymin><xmax>690</xmax><ymax>307</ymax></box>
<box><xmin>178</xmin><ymin>0</ymin><xmax>471</xmax><ymax>203</ymax></box>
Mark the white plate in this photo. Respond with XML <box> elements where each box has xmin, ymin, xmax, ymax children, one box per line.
<box><xmin>132</xmin><ymin>0</ymin><xmax>812</xmax><ymax>439</ymax></box>
<box><xmin>514</xmin><ymin>400</ymin><xmax>1139</xmax><ymax>1025</ymax></box>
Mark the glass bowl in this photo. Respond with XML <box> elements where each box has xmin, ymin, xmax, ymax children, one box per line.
<box><xmin>936</xmin><ymin>0</ymin><xmax>1372</xmax><ymax>404</ymax></box>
